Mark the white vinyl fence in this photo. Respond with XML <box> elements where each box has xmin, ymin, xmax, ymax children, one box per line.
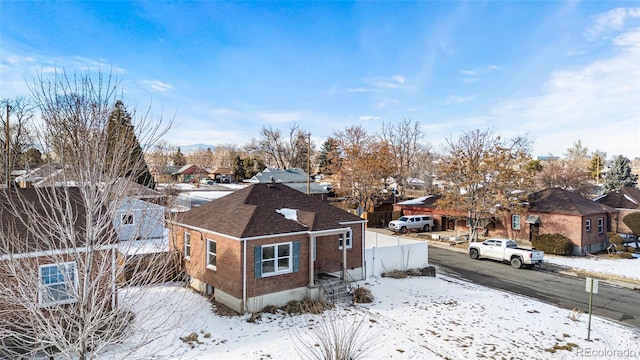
<box><xmin>364</xmin><ymin>230</ymin><xmax>429</xmax><ymax>278</ymax></box>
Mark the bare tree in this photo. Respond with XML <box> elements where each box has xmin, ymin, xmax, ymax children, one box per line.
<box><xmin>536</xmin><ymin>158</ymin><xmax>592</xmax><ymax>194</ymax></box>
<box><xmin>0</xmin><ymin>97</ymin><xmax>36</xmax><ymax>185</ymax></box>
<box><xmin>250</xmin><ymin>124</ymin><xmax>314</xmax><ymax>170</ymax></box>
<box><xmin>333</xmin><ymin>125</ymin><xmax>395</xmax><ymax>212</ymax></box>
<box><xmin>380</xmin><ymin>119</ymin><xmax>425</xmax><ymax>196</ymax></box>
<box><xmin>0</xmin><ymin>70</ymin><xmax>184</xmax><ymax>359</ymax></box>
<box><xmin>436</xmin><ymin>129</ymin><xmax>536</xmax><ymax>242</ymax></box>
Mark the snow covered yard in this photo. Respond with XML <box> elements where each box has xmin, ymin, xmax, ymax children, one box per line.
<box><xmin>105</xmin><ymin>274</ymin><xmax>640</xmax><ymax>360</ymax></box>
<box><xmin>544</xmin><ymin>255</ymin><xmax>640</xmax><ymax>282</ymax></box>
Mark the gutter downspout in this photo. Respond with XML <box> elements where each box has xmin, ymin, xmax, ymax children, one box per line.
<box><xmin>361</xmin><ymin>222</ymin><xmax>366</xmax><ymax>280</ymax></box>
<box><xmin>243</xmin><ymin>239</ymin><xmax>247</xmax><ymax>313</ymax></box>
<box><xmin>342</xmin><ymin>230</ymin><xmax>347</xmax><ymax>280</ymax></box>
<box><xmin>308</xmin><ymin>235</ymin><xmax>314</xmax><ymax>287</ymax></box>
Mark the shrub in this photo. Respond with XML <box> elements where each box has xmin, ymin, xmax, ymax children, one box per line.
<box><xmin>381</xmin><ymin>270</ymin><xmax>407</xmax><ymax>279</ymax></box>
<box><xmin>353</xmin><ymin>287</ymin><xmax>373</xmax><ymax>303</ymax></box>
<box><xmin>608</xmin><ymin>232</ymin><xmax>625</xmax><ymax>251</ymax></box>
<box><xmin>532</xmin><ymin>234</ymin><xmax>574</xmax><ymax>255</ymax></box>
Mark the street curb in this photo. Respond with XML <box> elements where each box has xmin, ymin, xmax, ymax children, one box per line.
<box><xmin>391</xmin><ymin>231</ymin><xmax>640</xmax><ymax>291</ymax></box>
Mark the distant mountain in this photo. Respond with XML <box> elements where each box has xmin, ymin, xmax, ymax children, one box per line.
<box><xmin>179</xmin><ymin>144</ymin><xmax>217</xmax><ymax>154</ymax></box>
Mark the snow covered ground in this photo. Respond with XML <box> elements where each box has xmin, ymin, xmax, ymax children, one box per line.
<box><xmin>104</xmin><ymin>254</ymin><xmax>640</xmax><ymax>360</ymax></box>
<box><xmin>544</xmin><ymin>255</ymin><xmax>640</xmax><ymax>281</ymax></box>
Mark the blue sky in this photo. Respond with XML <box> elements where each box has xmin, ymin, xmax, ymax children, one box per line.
<box><xmin>1</xmin><ymin>1</ymin><xmax>639</xmax><ymax>159</ymax></box>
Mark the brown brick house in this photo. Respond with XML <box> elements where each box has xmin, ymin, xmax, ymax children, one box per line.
<box><xmin>168</xmin><ymin>183</ymin><xmax>366</xmax><ymax>313</ymax></box>
<box><xmin>393</xmin><ymin>189</ymin><xmax>617</xmax><ymax>255</ymax></box>
<box><xmin>0</xmin><ymin>188</ymin><xmax>118</xmax><ymax>355</ymax></box>
<box><xmin>594</xmin><ymin>187</ymin><xmax>640</xmax><ymax>235</ymax></box>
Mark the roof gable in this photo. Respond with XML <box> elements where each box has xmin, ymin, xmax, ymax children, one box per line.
<box><xmin>528</xmin><ymin>188</ymin><xmax>615</xmax><ymax>215</ymax></box>
<box><xmin>594</xmin><ymin>187</ymin><xmax>640</xmax><ymax>210</ymax></box>
<box><xmin>174</xmin><ymin>183</ymin><xmax>362</xmax><ymax>238</ymax></box>
<box><xmin>0</xmin><ymin>188</ymin><xmax>92</xmax><ymax>254</ymax></box>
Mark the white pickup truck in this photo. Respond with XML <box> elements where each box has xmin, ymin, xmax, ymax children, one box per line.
<box><xmin>468</xmin><ymin>238</ymin><xmax>544</xmax><ymax>269</ymax></box>
<box><xmin>388</xmin><ymin>215</ymin><xmax>434</xmax><ymax>233</ymax></box>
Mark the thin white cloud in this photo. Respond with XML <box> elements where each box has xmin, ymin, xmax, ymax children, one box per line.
<box><xmin>458</xmin><ymin>65</ymin><xmax>500</xmax><ymax>75</ymax></box>
<box><xmin>141</xmin><ymin>79</ymin><xmax>173</xmax><ymax>93</ymax></box>
<box><xmin>585</xmin><ymin>7</ymin><xmax>640</xmax><ymax>39</ymax></box>
<box><xmin>347</xmin><ymin>87</ymin><xmax>377</xmax><ymax>93</ymax></box>
<box><xmin>363</xmin><ymin>75</ymin><xmax>406</xmax><ymax>89</ymax></box>
<box><xmin>474</xmin><ymin>27</ymin><xmax>640</xmax><ymax>157</ymax></box>
<box><xmin>358</xmin><ymin>115</ymin><xmax>380</xmax><ymax>121</ymax></box>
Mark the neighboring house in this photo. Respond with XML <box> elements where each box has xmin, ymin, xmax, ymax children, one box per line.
<box><xmin>249</xmin><ymin>167</ymin><xmax>329</xmax><ymax>200</ymax></box>
<box><xmin>112</xmin><ymin>196</ymin><xmax>178</xmax><ymax>285</ymax></box>
<box><xmin>112</xmin><ymin>196</ymin><xmax>166</xmax><ymax>242</ymax></box>
<box><xmin>112</xmin><ymin>178</ymin><xmax>165</xmax><ymax>205</ymax></box>
<box><xmin>393</xmin><ymin>195</ymin><xmax>462</xmax><ymax>232</ymax></box>
<box><xmin>172</xmin><ymin>164</ymin><xmax>209</xmax><ymax>183</ymax></box>
<box><xmin>14</xmin><ymin>164</ymin><xmax>62</xmax><ymax>188</ymax></box>
<box><xmin>150</xmin><ymin>165</ymin><xmax>180</xmax><ymax>184</ymax></box>
<box><xmin>168</xmin><ymin>183</ymin><xmax>366</xmax><ymax>313</ymax></box>
<box><xmin>393</xmin><ymin>189</ymin><xmax>617</xmax><ymax>255</ymax></box>
<box><xmin>208</xmin><ymin>166</ymin><xmax>236</xmax><ymax>183</ymax></box>
<box><xmin>491</xmin><ymin>188</ymin><xmax>617</xmax><ymax>255</ymax></box>
<box><xmin>0</xmin><ymin>187</ymin><xmax>118</xmax><ymax>310</ymax></box>
<box><xmin>594</xmin><ymin>187</ymin><xmax>640</xmax><ymax>235</ymax></box>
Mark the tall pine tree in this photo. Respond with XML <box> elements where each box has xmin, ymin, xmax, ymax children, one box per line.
<box><xmin>106</xmin><ymin>100</ymin><xmax>155</xmax><ymax>188</ymax></box>
<box><xmin>602</xmin><ymin>155</ymin><xmax>638</xmax><ymax>193</ymax></box>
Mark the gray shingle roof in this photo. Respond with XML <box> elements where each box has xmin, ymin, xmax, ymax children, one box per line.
<box><xmin>173</xmin><ymin>183</ymin><xmax>363</xmax><ymax>238</ymax></box>
<box><xmin>0</xmin><ymin>187</ymin><xmax>110</xmax><ymax>254</ymax></box>
<box><xmin>594</xmin><ymin>187</ymin><xmax>640</xmax><ymax>210</ymax></box>
<box><xmin>528</xmin><ymin>188</ymin><xmax>615</xmax><ymax>216</ymax></box>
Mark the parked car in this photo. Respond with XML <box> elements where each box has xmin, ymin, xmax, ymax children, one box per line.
<box><xmin>389</xmin><ymin>215</ymin><xmax>434</xmax><ymax>233</ymax></box>
<box><xmin>468</xmin><ymin>238</ymin><xmax>544</xmax><ymax>269</ymax></box>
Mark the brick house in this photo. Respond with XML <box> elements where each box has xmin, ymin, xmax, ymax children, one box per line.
<box><xmin>490</xmin><ymin>188</ymin><xmax>617</xmax><ymax>255</ymax></box>
<box><xmin>172</xmin><ymin>164</ymin><xmax>209</xmax><ymax>183</ymax></box>
<box><xmin>394</xmin><ymin>189</ymin><xmax>617</xmax><ymax>255</ymax></box>
<box><xmin>168</xmin><ymin>183</ymin><xmax>366</xmax><ymax>313</ymax></box>
<box><xmin>593</xmin><ymin>187</ymin><xmax>640</xmax><ymax>236</ymax></box>
<box><xmin>0</xmin><ymin>188</ymin><xmax>118</xmax><ymax>352</ymax></box>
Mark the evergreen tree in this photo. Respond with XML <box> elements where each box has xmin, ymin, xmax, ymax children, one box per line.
<box><xmin>602</xmin><ymin>155</ymin><xmax>638</xmax><ymax>193</ymax></box>
<box><xmin>20</xmin><ymin>147</ymin><xmax>43</xmax><ymax>169</ymax></box>
<box><xmin>317</xmin><ymin>137</ymin><xmax>340</xmax><ymax>175</ymax></box>
<box><xmin>106</xmin><ymin>100</ymin><xmax>155</xmax><ymax>188</ymax></box>
<box><xmin>233</xmin><ymin>155</ymin><xmax>246</xmax><ymax>181</ymax></box>
<box><xmin>172</xmin><ymin>147</ymin><xmax>187</xmax><ymax>167</ymax></box>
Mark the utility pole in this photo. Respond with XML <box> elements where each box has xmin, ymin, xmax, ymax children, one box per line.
<box><xmin>5</xmin><ymin>103</ymin><xmax>10</xmax><ymax>188</ymax></box>
<box><xmin>307</xmin><ymin>132</ymin><xmax>311</xmax><ymax>195</ymax></box>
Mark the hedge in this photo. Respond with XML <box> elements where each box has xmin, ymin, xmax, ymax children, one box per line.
<box><xmin>532</xmin><ymin>233</ymin><xmax>574</xmax><ymax>255</ymax></box>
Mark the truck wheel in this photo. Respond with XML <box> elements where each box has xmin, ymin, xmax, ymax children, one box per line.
<box><xmin>400</xmin><ymin>226</ymin><xmax>407</xmax><ymax>234</ymax></box>
<box><xmin>423</xmin><ymin>225</ymin><xmax>430</xmax><ymax>232</ymax></box>
<box><xmin>469</xmin><ymin>249</ymin><xmax>479</xmax><ymax>260</ymax></box>
<box><xmin>511</xmin><ymin>257</ymin><xmax>523</xmax><ymax>269</ymax></box>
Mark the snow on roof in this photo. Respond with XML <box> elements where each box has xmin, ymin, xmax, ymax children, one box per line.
<box><xmin>624</xmin><ymin>193</ymin><xmax>639</xmax><ymax>205</ymax></box>
<box><xmin>397</xmin><ymin>195</ymin><xmax>433</xmax><ymax>205</ymax></box>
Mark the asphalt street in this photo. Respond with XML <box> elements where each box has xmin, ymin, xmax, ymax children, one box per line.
<box><xmin>427</xmin><ymin>245</ymin><xmax>640</xmax><ymax>329</ymax></box>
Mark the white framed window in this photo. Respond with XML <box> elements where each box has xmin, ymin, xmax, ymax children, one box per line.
<box><xmin>207</xmin><ymin>239</ymin><xmax>217</xmax><ymax>270</ymax></box>
<box><xmin>339</xmin><ymin>229</ymin><xmax>352</xmax><ymax>250</ymax></box>
<box><xmin>261</xmin><ymin>242</ymin><xmax>292</xmax><ymax>277</ymax></box>
<box><xmin>598</xmin><ymin>218</ymin><xmax>604</xmax><ymax>234</ymax></box>
<box><xmin>121</xmin><ymin>213</ymin><xmax>134</xmax><ymax>226</ymax></box>
<box><xmin>585</xmin><ymin>219</ymin><xmax>591</xmax><ymax>232</ymax></box>
<box><xmin>512</xmin><ymin>215</ymin><xmax>521</xmax><ymax>230</ymax></box>
<box><xmin>184</xmin><ymin>232</ymin><xmax>191</xmax><ymax>259</ymax></box>
<box><xmin>39</xmin><ymin>262</ymin><xmax>78</xmax><ymax>306</ymax></box>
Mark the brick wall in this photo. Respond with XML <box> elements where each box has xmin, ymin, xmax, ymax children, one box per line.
<box><xmin>170</xmin><ymin>224</ymin><xmax>364</xmax><ymax>300</ymax></box>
